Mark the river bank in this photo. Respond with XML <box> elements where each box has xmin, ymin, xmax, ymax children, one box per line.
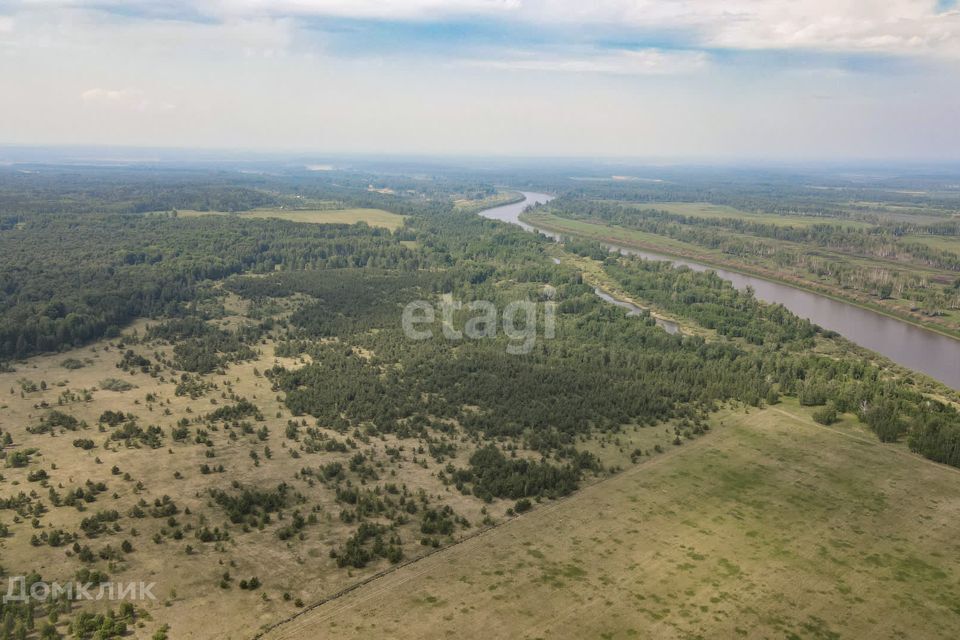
<box><xmin>522</xmin><ymin>210</ymin><xmax>960</xmax><ymax>343</ymax></box>
<box><xmin>477</xmin><ymin>192</ymin><xmax>960</xmax><ymax>390</ymax></box>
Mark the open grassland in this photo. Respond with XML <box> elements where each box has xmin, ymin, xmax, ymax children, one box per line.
<box><xmin>265</xmin><ymin>401</ymin><xmax>960</xmax><ymax>640</ymax></box>
<box><xmin>177</xmin><ymin>208</ymin><xmax>407</xmax><ymax>231</ymax></box>
<box><xmin>905</xmin><ymin>234</ymin><xmax>960</xmax><ymax>253</ymax></box>
<box><xmin>0</xmin><ymin>308</ymin><xmax>682</xmax><ymax>639</ymax></box>
<box><xmin>0</xmin><ymin>326</ymin><xmax>487</xmax><ymax>639</ymax></box>
<box><xmin>639</xmin><ymin>201</ymin><xmax>873</xmax><ymax>229</ymax></box>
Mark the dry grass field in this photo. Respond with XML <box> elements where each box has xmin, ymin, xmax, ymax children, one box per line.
<box><xmin>0</xmin><ymin>331</ymin><xmax>480</xmax><ymax>637</ymax></box>
<box><xmin>264</xmin><ymin>401</ymin><xmax>960</xmax><ymax>640</ymax></box>
<box><xmin>0</xmin><ymin>306</ymin><xmax>679</xmax><ymax>639</ymax></box>
<box><xmin>176</xmin><ymin>208</ymin><xmax>407</xmax><ymax>231</ymax></box>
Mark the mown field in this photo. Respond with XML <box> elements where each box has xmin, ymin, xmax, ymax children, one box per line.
<box><xmin>177</xmin><ymin>208</ymin><xmax>407</xmax><ymax>230</ymax></box>
<box><xmin>265</xmin><ymin>401</ymin><xmax>960</xmax><ymax>640</ymax></box>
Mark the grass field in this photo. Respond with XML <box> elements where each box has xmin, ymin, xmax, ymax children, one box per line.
<box><xmin>264</xmin><ymin>401</ymin><xmax>960</xmax><ymax>640</ymax></box>
<box><xmin>638</xmin><ymin>201</ymin><xmax>873</xmax><ymax>229</ymax></box>
<box><xmin>905</xmin><ymin>234</ymin><xmax>960</xmax><ymax>253</ymax></box>
<box><xmin>177</xmin><ymin>208</ymin><xmax>407</xmax><ymax>231</ymax></box>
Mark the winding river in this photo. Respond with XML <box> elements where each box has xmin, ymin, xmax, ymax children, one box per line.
<box><xmin>479</xmin><ymin>191</ymin><xmax>960</xmax><ymax>390</ymax></box>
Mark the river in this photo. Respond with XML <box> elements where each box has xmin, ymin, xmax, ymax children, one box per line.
<box><xmin>478</xmin><ymin>191</ymin><xmax>960</xmax><ymax>389</ymax></box>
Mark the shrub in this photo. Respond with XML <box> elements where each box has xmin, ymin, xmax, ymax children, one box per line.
<box><xmin>812</xmin><ymin>404</ymin><xmax>839</xmax><ymax>426</ymax></box>
<box><xmin>514</xmin><ymin>498</ymin><xmax>532</xmax><ymax>513</ymax></box>
<box><xmin>100</xmin><ymin>378</ymin><xmax>135</xmax><ymax>392</ymax></box>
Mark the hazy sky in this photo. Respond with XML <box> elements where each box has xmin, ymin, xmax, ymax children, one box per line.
<box><xmin>1</xmin><ymin>0</ymin><xmax>959</xmax><ymax>159</ymax></box>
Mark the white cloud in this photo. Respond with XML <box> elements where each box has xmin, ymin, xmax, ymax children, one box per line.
<box><xmin>6</xmin><ymin>1</ymin><xmax>960</xmax><ymax>59</ymax></box>
<box><xmin>460</xmin><ymin>48</ymin><xmax>709</xmax><ymax>75</ymax></box>
<box><xmin>0</xmin><ymin>5</ymin><xmax>297</xmax><ymax>53</ymax></box>
<box><xmin>81</xmin><ymin>88</ymin><xmax>175</xmax><ymax>112</ymax></box>
<box><xmin>0</xmin><ymin>16</ymin><xmax>13</xmax><ymax>34</ymax></box>
<box><xmin>190</xmin><ymin>0</ymin><xmax>960</xmax><ymax>58</ymax></box>
<box><xmin>513</xmin><ymin>0</ymin><xmax>960</xmax><ymax>58</ymax></box>
<box><xmin>81</xmin><ymin>88</ymin><xmax>142</xmax><ymax>104</ymax></box>
<box><xmin>206</xmin><ymin>0</ymin><xmax>521</xmax><ymax>20</ymax></box>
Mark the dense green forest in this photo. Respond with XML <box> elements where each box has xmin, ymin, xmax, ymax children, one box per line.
<box><xmin>0</xmin><ymin>213</ymin><xmax>417</xmax><ymax>359</ymax></box>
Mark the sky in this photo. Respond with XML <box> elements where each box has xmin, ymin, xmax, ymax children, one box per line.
<box><xmin>0</xmin><ymin>0</ymin><xmax>959</xmax><ymax>160</ymax></box>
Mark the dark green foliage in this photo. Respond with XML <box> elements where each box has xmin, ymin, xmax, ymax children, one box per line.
<box><xmin>109</xmin><ymin>421</ymin><xmax>163</xmax><ymax>448</ymax></box>
<box><xmin>420</xmin><ymin>506</ymin><xmax>458</xmax><ymax>536</ymax></box>
<box><xmin>207</xmin><ymin>399</ymin><xmax>263</xmax><ymax>423</ymax></box>
<box><xmin>27</xmin><ymin>410</ymin><xmax>80</xmax><ymax>434</ymax></box>
<box><xmin>117</xmin><ymin>350</ymin><xmax>151</xmax><ymax>373</ymax></box>
<box><xmin>462</xmin><ymin>445</ymin><xmax>582</xmax><ymax>501</ymax></box>
<box><xmin>98</xmin><ymin>410</ymin><xmax>134</xmax><ymax>427</ymax></box>
<box><xmin>174</xmin><ymin>373</ymin><xmax>214</xmax><ymax>398</ymax></box>
<box><xmin>79</xmin><ymin>510</ymin><xmax>120</xmax><ymax>537</ymax></box>
<box><xmin>908</xmin><ymin>410</ymin><xmax>960</xmax><ymax>467</ymax></box>
<box><xmin>210</xmin><ymin>483</ymin><xmax>291</xmax><ymax>524</ymax></box>
<box><xmin>799</xmin><ymin>380</ymin><xmax>831</xmax><ymax>406</ymax></box>
<box><xmin>226</xmin><ymin>270</ymin><xmax>436</xmax><ymax>338</ymax></box>
<box><xmin>861</xmin><ymin>399</ymin><xmax>906</xmax><ymax>442</ymax></box>
<box><xmin>26</xmin><ymin>469</ymin><xmax>48</xmax><ymax>482</ymax></box>
<box><xmin>547</xmin><ymin>196</ymin><xmax>960</xmax><ymax>274</ymax></box>
<box><xmin>148</xmin><ymin>319</ymin><xmax>259</xmax><ymax>373</ymax></box>
<box><xmin>147</xmin><ymin>495</ymin><xmax>179</xmax><ymax>518</ymax></box>
<box><xmin>330</xmin><ymin>522</ymin><xmax>403</xmax><ymax>568</ymax></box>
<box><xmin>276</xmin><ymin>511</ymin><xmax>308</xmax><ymax>541</ymax></box>
<box><xmin>606</xmin><ymin>259</ymin><xmax>818</xmax><ymax>348</ymax></box>
<box><xmin>238</xmin><ymin>577</ymin><xmax>261</xmax><ymax>590</ymax></box>
<box><xmin>514</xmin><ymin>498</ymin><xmax>533</xmax><ymax>513</ymax></box>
